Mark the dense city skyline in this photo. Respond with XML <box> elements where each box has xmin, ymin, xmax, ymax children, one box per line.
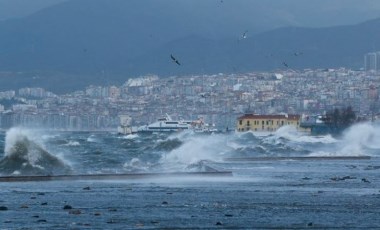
<box><xmin>0</xmin><ymin>67</ymin><xmax>379</xmax><ymax>131</ymax></box>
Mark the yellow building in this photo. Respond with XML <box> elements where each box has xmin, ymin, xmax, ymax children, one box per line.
<box><xmin>236</xmin><ymin>114</ymin><xmax>301</xmax><ymax>132</ymax></box>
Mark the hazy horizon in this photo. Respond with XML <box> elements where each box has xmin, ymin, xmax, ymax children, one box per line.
<box><xmin>1</xmin><ymin>0</ymin><xmax>380</xmax><ymax>29</ymax></box>
<box><xmin>0</xmin><ymin>0</ymin><xmax>380</xmax><ymax>92</ymax></box>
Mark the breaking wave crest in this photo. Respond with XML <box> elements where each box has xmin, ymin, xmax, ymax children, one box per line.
<box><xmin>307</xmin><ymin>122</ymin><xmax>380</xmax><ymax>157</ymax></box>
<box><xmin>123</xmin><ymin>158</ymin><xmax>153</xmax><ymax>172</ymax></box>
<box><xmin>0</xmin><ymin>127</ymin><xmax>72</xmax><ymax>176</ymax></box>
<box><xmin>159</xmin><ymin>134</ymin><xmax>232</xmax><ymax>171</ymax></box>
<box><xmin>265</xmin><ymin>126</ymin><xmax>337</xmax><ymax>144</ymax></box>
<box><xmin>154</xmin><ymin>137</ymin><xmax>183</xmax><ymax>151</ymax></box>
<box><xmin>338</xmin><ymin>122</ymin><xmax>380</xmax><ymax>156</ymax></box>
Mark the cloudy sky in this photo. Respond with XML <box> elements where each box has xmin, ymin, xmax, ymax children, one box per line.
<box><xmin>0</xmin><ymin>0</ymin><xmax>379</xmax><ymax>30</ymax></box>
<box><xmin>0</xmin><ymin>0</ymin><xmax>67</xmax><ymax>20</ymax></box>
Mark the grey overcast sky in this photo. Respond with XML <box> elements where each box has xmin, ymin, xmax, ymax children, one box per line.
<box><xmin>0</xmin><ymin>0</ymin><xmax>67</xmax><ymax>20</ymax></box>
<box><xmin>0</xmin><ymin>0</ymin><xmax>380</xmax><ymax>28</ymax></box>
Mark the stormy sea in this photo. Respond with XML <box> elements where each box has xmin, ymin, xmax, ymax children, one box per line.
<box><xmin>1</xmin><ymin>124</ymin><xmax>380</xmax><ymax>229</ymax></box>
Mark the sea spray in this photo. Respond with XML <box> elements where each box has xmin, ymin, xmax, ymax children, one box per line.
<box><xmin>160</xmin><ymin>134</ymin><xmax>232</xmax><ymax>170</ymax></box>
<box><xmin>63</xmin><ymin>141</ymin><xmax>81</xmax><ymax>146</ymax></box>
<box><xmin>339</xmin><ymin>122</ymin><xmax>380</xmax><ymax>155</ymax></box>
<box><xmin>123</xmin><ymin>158</ymin><xmax>152</xmax><ymax>172</ymax></box>
<box><xmin>154</xmin><ymin>137</ymin><xmax>182</xmax><ymax>151</ymax></box>
<box><xmin>87</xmin><ymin>135</ymin><xmax>98</xmax><ymax>143</ymax></box>
<box><xmin>306</xmin><ymin>122</ymin><xmax>380</xmax><ymax>157</ymax></box>
<box><xmin>0</xmin><ymin>127</ymin><xmax>72</xmax><ymax>175</ymax></box>
<box><xmin>266</xmin><ymin>125</ymin><xmax>337</xmax><ymax>144</ymax></box>
<box><xmin>121</xmin><ymin>134</ymin><xmax>139</xmax><ymax>140</ymax></box>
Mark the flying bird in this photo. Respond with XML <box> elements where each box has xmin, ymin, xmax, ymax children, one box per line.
<box><xmin>282</xmin><ymin>62</ymin><xmax>289</xmax><ymax>68</ymax></box>
<box><xmin>170</xmin><ymin>54</ymin><xmax>181</xmax><ymax>65</ymax></box>
<box><xmin>239</xmin><ymin>30</ymin><xmax>248</xmax><ymax>41</ymax></box>
<box><xmin>294</xmin><ymin>52</ymin><xmax>303</xmax><ymax>56</ymax></box>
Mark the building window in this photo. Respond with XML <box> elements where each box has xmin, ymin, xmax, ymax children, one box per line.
<box><xmin>247</xmin><ymin>120</ymin><xmax>250</xmax><ymax>126</ymax></box>
<box><xmin>266</xmin><ymin>121</ymin><xmax>269</xmax><ymax>125</ymax></box>
<box><xmin>262</xmin><ymin>120</ymin><xmax>264</xmax><ymax>125</ymax></box>
<box><xmin>239</xmin><ymin>120</ymin><xmax>242</xmax><ymax>125</ymax></box>
<box><xmin>281</xmin><ymin>121</ymin><xmax>284</xmax><ymax>126</ymax></box>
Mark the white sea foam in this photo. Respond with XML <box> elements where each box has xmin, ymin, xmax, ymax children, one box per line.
<box><xmin>226</xmin><ymin>140</ymin><xmax>245</xmax><ymax>150</ymax></box>
<box><xmin>5</xmin><ymin>127</ymin><xmax>42</xmax><ymax>158</ymax></box>
<box><xmin>1</xmin><ymin>127</ymin><xmax>72</xmax><ymax>175</ymax></box>
<box><xmin>87</xmin><ymin>135</ymin><xmax>97</xmax><ymax>142</ymax></box>
<box><xmin>338</xmin><ymin>122</ymin><xmax>380</xmax><ymax>155</ymax></box>
<box><xmin>41</xmin><ymin>134</ymin><xmax>60</xmax><ymax>140</ymax></box>
<box><xmin>123</xmin><ymin>158</ymin><xmax>141</xmax><ymax>168</ymax></box>
<box><xmin>343</xmin><ymin>123</ymin><xmax>380</xmax><ymax>148</ymax></box>
<box><xmin>161</xmin><ymin>134</ymin><xmax>231</xmax><ymax>167</ymax></box>
<box><xmin>64</xmin><ymin>141</ymin><xmax>80</xmax><ymax>146</ymax></box>
<box><xmin>264</xmin><ymin>126</ymin><xmax>337</xmax><ymax>144</ymax></box>
<box><xmin>123</xmin><ymin>158</ymin><xmax>151</xmax><ymax>172</ymax></box>
<box><xmin>296</xmin><ymin>135</ymin><xmax>337</xmax><ymax>144</ymax></box>
<box><xmin>308</xmin><ymin>122</ymin><xmax>380</xmax><ymax>156</ymax></box>
<box><xmin>122</xmin><ymin>134</ymin><xmax>139</xmax><ymax>140</ymax></box>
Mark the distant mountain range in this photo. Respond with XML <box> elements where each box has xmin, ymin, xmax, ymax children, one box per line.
<box><xmin>0</xmin><ymin>0</ymin><xmax>380</xmax><ymax>93</ymax></box>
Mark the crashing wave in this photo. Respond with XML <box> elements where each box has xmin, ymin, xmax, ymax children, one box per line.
<box><xmin>123</xmin><ymin>158</ymin><xmax>154</xmax><ymax>172</ymax></box>
<box><xmin>0</xmin><ymin>128</ymin><xmax>72</xmax><ymax>176</ymax></box>
<box><xmin>154</xmin><ymin>137</ymin><xmax>183</xmax><ymax>151</ymax></box>
<box><xmin>160</xmin><ymin>134</ymin><xmax>231</xmax><ymax>168</ymax></box>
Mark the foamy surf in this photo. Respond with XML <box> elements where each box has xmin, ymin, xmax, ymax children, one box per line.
<box><xmin>265</xmin><ymin>126</ymin><xmax>337</xmax><ymax>144</ymax></box>
<box><xmin>160</xmin><ymin>134</ymin><xmax>232</xmax><ymax>170</ymax></box>
<box><xmin>63</xmin><ymin>141</ymin><xmax>80</xmax><ymax>146</ymax></box>
<box><xmin>122</xmin><ymin>134</ymin><xmax>139</xmax><ymax>139</ymax></box>
<box><xmin>0</xmin><ymin>127</ymin><xmax>72</xmax><ymax>176</ymax></box>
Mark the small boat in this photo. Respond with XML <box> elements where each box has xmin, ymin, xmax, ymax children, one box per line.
<box><xmin>137</xmin><ymin>114</ymin><xmax>191</xmax><ymax>133</ymax></box>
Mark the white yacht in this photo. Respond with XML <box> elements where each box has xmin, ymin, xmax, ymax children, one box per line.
<box><xmin>137</xmin><ymin>114</ymin><xmax>191</xmax><ymax>132</ymax></box>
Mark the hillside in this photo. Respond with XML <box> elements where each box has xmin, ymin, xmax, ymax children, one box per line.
<box><xmin>0</xmin><ymin>0</ymin><xmax>379</xmax><ymax>92</ymax></box>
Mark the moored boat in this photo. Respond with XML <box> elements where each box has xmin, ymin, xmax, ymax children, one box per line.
<box><xmin>137</xmin><ymin>114</ymin><xmax>191</xmax><ymax>133</ymax></box>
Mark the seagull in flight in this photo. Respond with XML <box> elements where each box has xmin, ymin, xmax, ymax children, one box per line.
<box><xmin>170</xmin><ymin>54</ymin><xmax>181</xmax><ymax>65</ymax></box>
<box><xmin>294</xmin><ymin>52</ymin><xmax>303</xmax><ymax>56</ymax></box>
<box><xmin>282</xmin><ymin>62</ymin><xmax>289</xmax><ymax>68</ymax></box>
<box><xmin>238</xmin><ymin>30</ymin><xmax>248</xmax><ymax>41</ymax></box>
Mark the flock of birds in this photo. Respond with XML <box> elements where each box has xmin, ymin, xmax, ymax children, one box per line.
<box><xmin>170</xmin><ymin>29</ymin><xmax>303</xmax><ymax>70</ymax></box>
<box><xmin>168</xmin><ymin>0</ymin><xmax>304</xmax><ymax>71</ymax></box>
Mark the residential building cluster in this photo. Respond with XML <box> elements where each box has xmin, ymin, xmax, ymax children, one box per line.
<box><xmin>0</xmin><ymin>68</ymin><xmax>379</xmax><ymax>131</ymax></box>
